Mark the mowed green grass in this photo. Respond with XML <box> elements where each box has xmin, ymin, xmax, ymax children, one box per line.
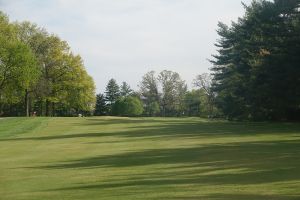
<box><xmin>0</xmin><ymin>117</ymin><xmax>300</xmax><ymax>200</ymax></box>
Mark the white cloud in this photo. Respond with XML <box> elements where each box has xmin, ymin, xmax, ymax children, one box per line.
<box><xmin>1</xmin><ymin>0</ymin><xmax>251</xmax><ymax>92</ymax></box>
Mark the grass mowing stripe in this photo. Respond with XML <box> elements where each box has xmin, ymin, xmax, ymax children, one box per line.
<box><xmin>0</xmin><ymin>117</ymin><xmax>49</xmax><ymax>138</ymax></box>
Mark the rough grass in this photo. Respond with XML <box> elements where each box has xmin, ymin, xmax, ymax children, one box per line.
<box><xmin>0</xmin><ymin>117</ymin><xmax>300</xmax><ymax>200</ymax></box>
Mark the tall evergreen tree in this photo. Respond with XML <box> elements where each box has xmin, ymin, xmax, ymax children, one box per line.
<box><xmin>211</xmin><ymin>0</ymin><xmax>300</xmax><ymax>120</ymax></box>
<box><xmin>105</xmin><ymin>78</ymin><xmax>120</xmax><ymax>114</ymax></box>
<box><xmin>120</xmin><ymin>82</ymin><xmax>132</xmax><ymax>97</ymax></box>
<box><xmin>94</xmin><ymin>93</ymin><xmax>107</xmax><ymax>116</ymax></box>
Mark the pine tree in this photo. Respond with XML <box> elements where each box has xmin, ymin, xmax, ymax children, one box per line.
<box><xmin>120</xmin><ymin>82</ymin><xmax>132</xmax><ymax>97</ymax></box>
<box><xmin>94</xmin><ymin>93</ymin><xmax>107</xmax><ymax>116</ymax></box>
<box><xmin>105</xmin><ymin>78</ymin><xmax>120</xmax><ymax>114</ymax></box>
<box><xmin>211</xmin><ymin>0</ymin><xmax>300</xmax><ymax>120</ymax></box>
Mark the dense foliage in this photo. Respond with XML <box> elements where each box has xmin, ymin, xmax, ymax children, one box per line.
<box><xmin>97</xmin><ymin>80</ymin><xmax>143</xmax><ymax>117</ymax></box>
<box><xmin>94</xmin><ymin>94</ymin><xmax>107</xmax><ymax>116</ymax></box>
<box><xmin>113</xmin><ymin>96</ymin><xmax>144</xmax><ymax>116</ymax></box>
<box><xmin>211</xmin><ymin>0</ymin><xmax>300</xmax><ymax>121</ymax></box>
<box><xmin>0</xmin><ymin>12</ymin><xmax>95</xmax><ymax>116</ymax></box>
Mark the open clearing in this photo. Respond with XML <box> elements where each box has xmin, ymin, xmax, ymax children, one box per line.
<box><xmin>0</xmin><ymin>117</ymin><xmax>300</xmax><ymax>200</ymax></box>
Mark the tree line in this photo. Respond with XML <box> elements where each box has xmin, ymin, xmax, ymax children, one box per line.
<box><xmin>95</xmin><ymin>70</ymin><xmax>217</xmax><ymax>117</ymax></box>
<box><xmin>94</xmin><ymin>0</ymin><xmax>300</xmax><ymax>121</ymax></box>
<box><xmin>0</xmin><ymin>10</ymin><xmax>215</xmax><ymax>118</ymax></box>
<box><xmin>211</xmin><ymin>0</ymin><xmax>300</xmax><ymax>121</ymax></box>
<box><xmin>2</xmin><ymin>0</ymin><xmax>299</xmax><ymax>121</ymax></box>
<box><xmin>0</xmin><ymin>12</ymin><xmax>95</xmax><ymax>116</ymax></box>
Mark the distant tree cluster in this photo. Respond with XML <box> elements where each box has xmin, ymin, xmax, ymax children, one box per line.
<box><xmin>95</xmin><ymin>79</ymin><xmax>143</xmax><ymax>117</ymax></box>
<box><xmin>0</xmin><ymin>12</ymin><xmax>95</xmax><ymax>116</ymax></box>
<box><xmin>140</xmin><ymin>70</ymin><xmax>188</xmax><ymax>117</ymax></box>
<box><xmin>211</xmin><ymin>0</ymin><xmax>300</xmax><ymax>121</ymax></box>
<box><xmin>95</xmin><ymin>71</ymin><xmax>217</xmax><ymax>117</ymax></box>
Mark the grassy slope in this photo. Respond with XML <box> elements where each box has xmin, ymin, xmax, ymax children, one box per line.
<box><xmin>0</xmin><ymin>117</ymin><xmax>300</xmax><ymax>200</ymax></box>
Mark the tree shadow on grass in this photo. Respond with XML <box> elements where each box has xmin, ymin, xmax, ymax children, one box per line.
<box><xmin>38</xmin><ymin>140</ymin><xmax>300</xmax><ymax>169</ymax></box>
<box><xmin>1</xmin><ymin>120</ymin><xmax>300</xmax><ymax>142</ymax></box>
<box><xmin>82</xmin><ymin>117</ymin><xmax>199</xmax><ymax>125</ymax></box>
<box><xmin>37</xmin><ymin>139</ymin><xmax>300</xmax><ymax>192</ymax></box>
<box><xmin>170</xmin><ymin>194</ymin><xmax>299</xmax><ymax>200</ymax></box>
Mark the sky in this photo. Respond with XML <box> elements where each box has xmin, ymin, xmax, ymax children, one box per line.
<box><xmin>0</xmin><ymin>0</ymin><xmax>251</xmax><ymax>93</ymax></box>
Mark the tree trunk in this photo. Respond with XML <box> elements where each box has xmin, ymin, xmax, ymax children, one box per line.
<box><xmin>52</xmin><ymin>102</ymin><xmax>55</xmax><ymax>117</ymax></box>
<box><xmin>40</xmin><ymin>99</ymin><xmax>43</xmax><ymax>116</ymax></box>
<box><xmin>0</xmin><ymin>94</ymin><xmax>3</xmax><ymax>116</ymax></box>
<box><xmin>25</xmin><ymin>89</ymin><xmax>29</xmax><ymax>117</ymax></box>
<box><xmin>46</xmin><ymin>99</ymin><xmax>50</xmax><ymax>116</ymax></box>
